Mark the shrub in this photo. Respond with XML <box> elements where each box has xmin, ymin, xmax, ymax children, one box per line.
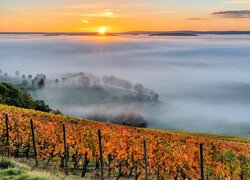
<box><xmin>0</xmin><ymin>160</ymin><xmax>14</xmax><ymax>169</ymax></box>
<box><xmin>0</xmin><ymin>82</ymin><xmax>51</xmax><ymax>112</ymax></box>
<box><xmin>51</xmin><ymin>109</ymin><xmax>63</xmax><ymax>115</ymax></box>
<box><xmin>111</xmin><ymin>112</ymin><xmax>148</xmax><ymax>127</ymax></box>
<box><xmin>86</xmin><ymin>112</ymin><xmax>148</xmax><ymax>128</ymax></box>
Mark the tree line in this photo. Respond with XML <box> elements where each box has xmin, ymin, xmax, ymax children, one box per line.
<box><xmin>60</xmin><ymin>73</ymin><xmax>160</xmax><ymax>101</ymax></box>
<box><xmin>0</xmin><ymin>70</ymin><xmax>47</xmax><ymax>89</ymax></box>
<box><xmin>0</xmin><ymin>70</ymin><xmax>159</xmax><ymax>101</ymax></box>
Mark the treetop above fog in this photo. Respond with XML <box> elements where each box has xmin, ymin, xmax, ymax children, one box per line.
<box><xmin>61</xmin><ymin>72</ymin><xmax>159</xmax><ymax>101</ymax></box>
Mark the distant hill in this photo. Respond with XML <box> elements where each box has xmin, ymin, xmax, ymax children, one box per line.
<box><xmin>124</xmin><ymin>30</ymin><xmax>250</xmax><ymax>36</ymax></box>
<box><xmin>149</xmin><ymin>32</ymin><xmax>198</xmax><ymax>36</ymax></box>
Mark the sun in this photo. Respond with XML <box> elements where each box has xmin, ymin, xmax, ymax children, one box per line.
<box><xmin>98</xmin><ymin>27</ymin><xmax>106</xmax><ymax>35</ymax></box>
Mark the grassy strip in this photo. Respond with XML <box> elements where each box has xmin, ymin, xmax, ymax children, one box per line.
<box><xmin>0</xmin><ymin>157</ymin><xmax>86</xmax><ymax>180</ymax></box>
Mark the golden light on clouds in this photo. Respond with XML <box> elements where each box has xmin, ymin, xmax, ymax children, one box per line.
<box><xmin>1</xmin><ymin>1</ymin><xmax>250</xmax><ymax>32</ymax></box>
<box><xmin>81</xmin><ymin>20</ymin><xmax>90</xmax><ymax>24</ymax></box>
<box><xmin>87</xmin><ymin>11</ymin><xmax>115</xmax><ymax>18</ymax></box>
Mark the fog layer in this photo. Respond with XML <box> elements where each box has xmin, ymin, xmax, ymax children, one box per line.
<box><xmin>0</xmin><ymin>34</ymin><xmax>250</xmax><ymax>136</ymax></box>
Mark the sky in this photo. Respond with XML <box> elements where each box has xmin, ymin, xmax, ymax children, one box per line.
<box><xmin>0</xmin><ymin>0</ymin><xmax>250</xmax><ymax>32</ymax></box>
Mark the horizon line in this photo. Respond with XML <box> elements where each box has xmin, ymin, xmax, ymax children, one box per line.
<box><xmin>1</xmin><ymin>30</ymin><xmax>250</xmax><ymax>33</ymax></box>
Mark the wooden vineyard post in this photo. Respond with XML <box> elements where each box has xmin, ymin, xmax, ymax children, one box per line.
<box><xmin>63</xmin><ymin>124</ymin><xmax>68</xmax><ymax>175</ymax></box>
<box><xmin>144</xmin><ymin>140</ymin><xmax>148</xmax><ymax>180</ymax></box>
<box><xmin>30</xmin><ymin>119</ymin><xmax>38</xmax><ymax>167</ymax></box>
<box><xmin>98</xmin><ymin>129</ymin><xmax>104</xmax><ymax>179</ymax></box>
<box><xmin>5</xmin><ymin>114</ymin><xmax>10</xmax><ymax>157</ymax></box>
<box><xmin>157</xmin><ymin>165</ymin><xmax>160</xmax><ymax>180</ymax></box>
<box><xmin>81</xmin><ymin>153</ymin><xmax>89</xmax><ymax>177</ymax></box>
<box><xmin>200</xmin><ymin>144</ymin><xmax>204</xmax><ymax>180</ymax></box>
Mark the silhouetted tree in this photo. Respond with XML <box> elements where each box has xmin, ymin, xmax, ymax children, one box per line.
<box><xmin>28</xmin><ymin>75</ymin><xmax>32</xmax><ymax>81</ymax></box>
<box><xmin>38</xmin><ymin>78</ymin><xmax>45</xmax><ymax>88</ymax></box>
<box><xmin>78</xmin><ymin>75</ymin><xmax>91</xmax><ymax>87</ymax></box>
<box><xmin>150</xmin><ymin>90</ymin><xmax>155</xmax><ymax>97</ymax></box>
<box><xmin>133</xmin><ymin>83</ymin><xmax>144</xmax><ymax>93</ymax></box>
<box><xmin>109</xmin><ymin>75</ymin><xmax>117</xmax><ymax>86</ymax></box>
<box><xmin>21</xmin><ymin>74</ymin><xmax>26</xmax><ymax>79</ymax></box>
<box><xmin>152</xmin><ymin>93</ymin><xmax>159</xmax><ymax>101</ymax></box>
<box><xmin>31</xmin><ymin>79</ymin><xmax>35</xmax><ymax>87</ymax></box>
<box><xmin>117</xmin><ymin>78</ymin><xmax>132</xmax><ymax>90</ymax></box>
<box><xmin>149</xmin><ymin>90</ymin><xmax>159</xmax><ymax>101</ymax></box>
<box><xmin>102</xmin><ymin>75</ymin><xmax>133</xmax><ymax>90</ymax></box>
<box><xmin>15</xmin><ymin>71</ymin><xmax>20</xmax><ymax>78</ymax></box>
<box><xmin>122</xmin><ymin>80</ymin><xmax>132</xmax><ymax>90</ymax></box>
<box><xmin>31</xmin><ymin>74</ymin><xmax>47</xmax><ymax>88</ymax></box>
<box><xmin>22</xmin><ymin>79</ymin><xmax>28</xmax><ymax>86</ymax></box>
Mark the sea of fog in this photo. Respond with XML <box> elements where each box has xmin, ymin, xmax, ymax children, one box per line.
<box><xmin>0</xmin><ymin>34</ymin><xmax>250</xmax><ymax>136</ymax></box>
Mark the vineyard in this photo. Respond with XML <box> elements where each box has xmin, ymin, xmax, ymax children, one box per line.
<box><xmin>0</xmin><ymin>104</ymin><xmax>249</xmax><ymax>179</ymax></box>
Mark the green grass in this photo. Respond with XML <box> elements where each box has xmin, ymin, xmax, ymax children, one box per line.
<box><xmin>0</xmin><ymin>157</ymin><xmax>142</xmax><ymax>180</ymax></box>
<box><xmin>0</xmin><ymin>157</ymin><xmax>88</xmax><ymax>180</ymax></box>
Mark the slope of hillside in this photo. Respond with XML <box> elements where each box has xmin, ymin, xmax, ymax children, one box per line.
<box><xmin>0</xmin><ymin>157</ymin><xmax>84</xmax><ymax>180</ymax></box>
<box><xmin>0</xmin><ymin>104</ymin><xmax>249</xmax><ymax>179</ymax></box>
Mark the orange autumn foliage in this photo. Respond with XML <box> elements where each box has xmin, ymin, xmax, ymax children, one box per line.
<box><xmin>0</xmin><ymin>104</ymin><xmax>249</xmax><ymax>179</ymax></box>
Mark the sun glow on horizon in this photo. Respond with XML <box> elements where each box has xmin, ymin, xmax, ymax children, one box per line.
<box><xmin>98</xmin><ymin>27</ymin><xmax>107</xmax><ymax>35</ymax></box>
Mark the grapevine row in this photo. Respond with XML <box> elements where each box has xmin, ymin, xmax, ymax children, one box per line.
<box><xmin>0</xmin><ymin>105</ymin><xmax>249</xmax><ymax>179</ymax></box>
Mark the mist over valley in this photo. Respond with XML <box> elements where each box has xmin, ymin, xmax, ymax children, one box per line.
<box><xmin>1</xmin><ymin>34</ymin><xmax>250</xmax><ymax>136</ymax></box>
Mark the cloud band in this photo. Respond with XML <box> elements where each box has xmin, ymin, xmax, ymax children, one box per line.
<box><xmin>212</xmin><ymin>10</ymin><xmax>250</xmax><ymax>18</ymax></box>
